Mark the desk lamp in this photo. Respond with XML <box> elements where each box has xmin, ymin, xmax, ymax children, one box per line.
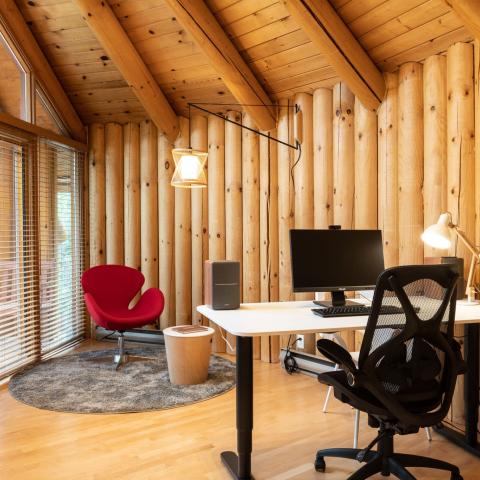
<box><xmin>421</xmin><ymin>212</ymin><xmax>480</xmax><ymax>302</ymax></box>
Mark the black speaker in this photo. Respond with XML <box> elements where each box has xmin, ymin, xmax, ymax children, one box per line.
<box><xmin>425</xmin><ymin>256</ymin><xmax>464</xmax><ymax>299</ymax></box>
<box><xmin>204</xmin><ymin>261</ymin><xmax>240</xmax><ymax>310</ymax></box>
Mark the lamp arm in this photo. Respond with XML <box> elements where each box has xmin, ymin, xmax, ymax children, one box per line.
<box><xmin>452</xmin><ymin>226</ymin><xmax>480</xmax><ymax>259</ymax></box>
<box><xmin>453</xmin><ymin>226</ymin><xmax>480</xmax><ymax>296</ymax></box>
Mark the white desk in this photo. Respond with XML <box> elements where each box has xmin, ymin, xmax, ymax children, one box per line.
<box><xmin>198</xmin><ymin>300</ymin><xmax>480</xmax><ymax>480</ymax></box>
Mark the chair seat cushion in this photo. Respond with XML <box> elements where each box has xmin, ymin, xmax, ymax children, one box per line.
<box><xmin>318</xmin><ymin>370</ymin><xmax>442</xmax><ymax>423</ymax></box>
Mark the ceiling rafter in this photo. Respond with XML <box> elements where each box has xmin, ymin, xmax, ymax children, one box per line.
<box><xmin>0</xmin><ymin>0</ymin><xmax>86</xmax><ymax>142</ymax></box>
<box><xmin>71</xmin><ymin>0</ymin><xmax>179</xmax><ymax>142</ymax></box>
<box><xmin>164</xmin><ymin>0</ymin><xmax>276</xmax><ymax>131</ymax></box>
<box><xmin>283</xmin><ymin>0</ymin><xmax>386</xmax><ymax>111</ymax></box>
<box><xmin>445</xmin><ymin>1</ymin><xmax>480</xmax><ymax>39</ymax></box>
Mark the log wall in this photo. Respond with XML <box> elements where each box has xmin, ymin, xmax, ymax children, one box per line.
<box><xmin>87</xmin><ymin>42</ymin><xmax>477</xmax><ymax>368</ymax></box>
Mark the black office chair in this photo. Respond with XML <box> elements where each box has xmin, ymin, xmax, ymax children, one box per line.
<box><xmin>315</xmin><ymin>265</ymin><xmax>466</xmax><ymax>480</ymax></box>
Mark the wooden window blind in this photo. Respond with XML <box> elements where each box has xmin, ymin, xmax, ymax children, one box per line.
<box><xmin>0</xmin><ymin>129</ymin><xmax>85</xmax><ymax>379</ymax></box>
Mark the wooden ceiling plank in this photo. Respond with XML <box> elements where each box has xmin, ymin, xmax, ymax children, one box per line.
<box><xmin>0</xmin><ymin>0</ymin><xmax>86</xmax><ymax>142</ymax></box>
<box><xmin>336</xmin><ymin>0</ymin><xmax>386</xmax><ymax>25</ymax></box>
<box><xmin>359</xmin><ymin>0</ymin><xmax>450</xmax><ymax>51</ymax></box>
<box><xmin>222</xmin><ymin>3</ymin><xmax>287</xmax><ymax>38</ymax></box>
<box><xmin>349</xmin><ymin>0</ymin><xmax>430</xmax><ymax>37</ymax></box>
<box><xmin>164</xmin><ymin>0</ymin><xmax>276</xmax><ymax>131</ymax></box>
<box><xmin>243</xmin><ymin>29</ymin><xmax>310</xmax><ymax>62</ymax></box>
<box><xmin>283</xmin><ymin>0</ymin><xmax>385</xmax><ymax>111</ymax></box>
<box><xmin>252</xmin><ymin>42</ymin><xmax>320</xmax><ymax>72</ymax></box>
<box><xmin>235</xmin><ymin>14</ymin><xmax>299</xmax><ymax>51</ymax></box>
<box><xmin>368</xmin><ymin>9</ymin><xmax>463</xmax><ymax>62</ymax></box>
<box><xmin>71</xmin><ymin>0</ymin><xmax>179</xmax><ymax>141</ymax></box>
<box><xmin>212</xmin><ymin>0</ymin><xmax>277</xmax><ymax>26</ymax></box>
<box><xmin>379</xmin><ymin>26</ymin><xmax>471</xmax><ymax>71</ymax></box>
<box><xmin>446</xmin><ymin>0</ymin><xmax>480</xmax><ymax>39</ymax></box>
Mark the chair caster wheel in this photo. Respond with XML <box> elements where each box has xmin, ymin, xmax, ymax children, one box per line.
<box><xmin>314</xmin><ymin>455</ymin><xmax>326</xmax><ymax>472</ymax></box>
<box><xmin>451</xmin><ymin>473</ymin><xmax>463</xmax><ymax>480</ymax></box>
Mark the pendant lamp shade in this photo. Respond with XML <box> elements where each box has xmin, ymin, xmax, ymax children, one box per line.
<box><xmin>171</xmin><ymin>148</ymin><xmax>208</xmax><ymax>188</ymax></box>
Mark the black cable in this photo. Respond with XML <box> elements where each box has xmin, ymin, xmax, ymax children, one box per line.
<box><xmin>289</xmin><ymin>140</ymin><xmax>302</xmax><ymax>193</ymax></box>
<box><xmin>189</xmin><ymin>103</ymin><xmax>299</xmax><ymax>151</ymax></box>
<box><xmin>284</xmin><ymin>334</ymin><xmax>301</xmax><ymax>374</ymax></box>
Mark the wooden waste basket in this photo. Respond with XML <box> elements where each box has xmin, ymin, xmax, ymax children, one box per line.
<box><xmin>163</xmin><ymin>325</ymin><xmax>215</xmax><ymax>385</ymax></box>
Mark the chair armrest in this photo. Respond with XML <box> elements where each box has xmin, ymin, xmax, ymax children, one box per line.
<box><xmin>317</xmin><ymin>338</ymin><xmax>356</xmax><ymax>374</ymax></box>
<box><xmin>134</xmin><ymin>288</ymin><xmax>165</xmax><ymax>317</ymax></box>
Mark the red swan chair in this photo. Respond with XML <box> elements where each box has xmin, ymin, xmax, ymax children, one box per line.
<box><xmin>81</xmin><ymin>265</ymin><xmax>165</xmax><ymax>369</ymax></box>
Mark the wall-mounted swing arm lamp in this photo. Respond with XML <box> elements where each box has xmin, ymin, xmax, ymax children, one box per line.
<box><xmin>421</xmin><ymin>212</ymin><xmax>480</xmax><ymax>301</ymax></box>
<box><xmin>171</xmin><ymin>102</ymin><xmax>301</xmax><ymax>188</ymax></box>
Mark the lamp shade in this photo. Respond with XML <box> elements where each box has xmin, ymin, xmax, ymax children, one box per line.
<box><xmin>171</xmin><ymin>148</ymin><xmax>207</xmax><ymax>188</ymax></box>
<box><xmin>421</xmin><ymin>213</ymin><xmax>452</xmax><ymax>250</ymax></box>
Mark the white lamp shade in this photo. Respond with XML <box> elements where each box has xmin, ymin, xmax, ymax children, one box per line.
<box><xmin>421</xmin><ymin>213</ymin><xmax>452</xmax><ymax>250</ymax></box>
<box><xmin>171</xmin><ymin>148</ymin><xmax>207</xmax><ymax>188</ymax></box>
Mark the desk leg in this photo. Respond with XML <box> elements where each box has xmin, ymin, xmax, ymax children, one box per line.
<box><xmin>435</xmin><ymin>323</ymin><xmax>480</xmax><ymax>456</ymax></box>
<box><xmin>221</xmin><ymin>336</ymin><xmax>254</xmax><ymax>479</ymax></box>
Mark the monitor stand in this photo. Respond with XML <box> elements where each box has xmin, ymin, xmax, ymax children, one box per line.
<box><xmin>313</xmin><ymin>291</ymin><xmax>360</xmax><ymax>308</ymax></box>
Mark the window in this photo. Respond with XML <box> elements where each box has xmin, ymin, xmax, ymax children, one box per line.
<box><xmin>0</xmin><ymin>127</ymin><xmax>85</xmax><ymax>379</ymax></box>
<box><xmin>35</xmin><ymin>87</ymin><xmax>69</xmax><ymax>137</ymax></box>
<box><xmin>0</xmin><ymin>33</ymin><xmax>28</xmax><ymax>120</ymax></box>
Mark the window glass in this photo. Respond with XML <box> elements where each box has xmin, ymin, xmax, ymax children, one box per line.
<box><xmin>35</xmin><ymin>91</ymin><xmax>65</xmax><ymax>136</ymax></box>
<box><xmin>0</xmin><ymin>35</ymin><xmax>26</xmax><ymax>119</ymax></box>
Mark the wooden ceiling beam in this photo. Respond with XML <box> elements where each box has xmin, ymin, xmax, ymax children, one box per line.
<box><xmin>164</xmin><ymin>0</ymin><xmax>276</xmax><ymax>131</ymax></box>
<box><xmin>283</xmin><ymin>0</ymin><xmax>385</xmax><ymax>111</ymax></box>
<box><xmin>0</xmin><ymin>0</ymin><xmax>86</xmax><ymax>142</ymax></box>
<box><xmin>445</xmin><ymin>1</ymin><xmax>480</xmax><ymax>39</ymax></box>
<box><xmin>72</xmin><ymin>0</ymin><xmax>179</xmax><ymax>142</ymax></box>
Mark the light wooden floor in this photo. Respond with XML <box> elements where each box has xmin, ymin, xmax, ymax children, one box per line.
<box><xmin>0</xmin><ymin>341</ymin><xmax>478</xmax><ymax>480</ymax></box>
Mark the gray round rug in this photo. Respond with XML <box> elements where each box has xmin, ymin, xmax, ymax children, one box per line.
<box><xmin>9</xmin><ymin>346</ymin><xmax>236</xmax><ymax>414</ymax></box>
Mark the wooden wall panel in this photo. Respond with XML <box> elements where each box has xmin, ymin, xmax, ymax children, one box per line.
<box><xmin>242</xmin><ymin>113</ymin><xmax>261</xmax><ymax>359</ymax></box>
<box><xmin>140</xmin><ymin>119</ymin><xmax>159</xmax><ymax>295</ymax></box>
<box><xmin>105</xmin><ymin>123</ymin><xmax>124</xmax><ymax>265</ymax></box>
<box><xmin>260</xmin><ymin>131</ymin><xmax>279</xmax><ymax>362</ymax></box>
<box><xmin>377</xmin><ymin>72</ymin><xmax>399</xmax><ymax>268</ymax></box>
<box><xmin>88</xmin><ymin>123</ymin><xmax>105</xmax><ymax>266</ymax></box>
<box><xmin>333</xmin><ymin>82</ymin><xmax>355</xmax><ymax>230</ymax></box>
<box><xmin>447</xmin><ymin>43</ymin><xmax>475</xmax><ymax>274</ymax></box>
<box><xmin>158</xmin><ymin>133</ymin><xmax>175</xmax><ymax>329</ymax></box>
<box><xmin>475</xmin><ymin>40</ymin><xmax>480</xmax><ymax>258</ymax></box>
<box><xmin>124</xmin><ymin>122</ymin><xmax>140</xmax><ymax>271</ymax></box>
<box><xmin>293</xmin><ymin>92</ymin><xmax>315</xmax><ymax>354</ymax></box>
<box><xmin>190</xmin><ymin>114</ymin><xmax>208</xmax><ymax>326</ymax></box>
<box><xmin>277</xmin><ymin>101</ymin><xmax>294</xmax><ymax>304</ymax></box>
<box><xmin>224</xmin><ymin>111</ymin><xmax>242</xmax><ymax>354</ymax></box>
<box><xmin>208</xmin><ymin>114</ymin><xmax>226</xmax><ymax>352</ymax></box>
<box><xmin>398</xmin><ymin>62</ymin><xmax>423</xmax><ymax>266</ymax></box>
<box><xmin>354</xmin><ymin>98</ymin><xmax>377</xmax><ymax>229</ymax></box>
<box><xmin>174</xmin><ymin>117</ymin><xmax>192</xmax><ymax>325</ymax></box>
<box><xmin>313</xmin><ymin>88</ymin><xmax>333</xmax><ymax>229</ymax></box>
<box><xmin>333</xmin><ymin>83</ymin><xmax>355</xmax><ymax>350</ymax></box>
<box><xmin>423</xmin><ymin>55</ymin><xmax>447</xmax><ymax>258</ymax></box>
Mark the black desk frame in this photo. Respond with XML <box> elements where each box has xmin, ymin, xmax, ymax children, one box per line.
<box><xmin>222</xmin><ymin>325</ymin><xmax>480</xmax><ymax>480</ymax></box>
<box><xmin>435</xmin><ymin>323</ymin><xmax>480</xmax><ymax>456</ymax></box>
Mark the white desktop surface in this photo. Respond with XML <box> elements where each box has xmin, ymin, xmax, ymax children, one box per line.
<box><xmin>197</xmin><ymin>300</ymin><xmax>480</xmax><ymax>337</ymax></box>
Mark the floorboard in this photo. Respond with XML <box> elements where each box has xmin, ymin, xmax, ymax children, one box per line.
<box><xmin>0</xmin><ymin>340</ymin><xmax>478</xmax><ymax>479</ymax></box>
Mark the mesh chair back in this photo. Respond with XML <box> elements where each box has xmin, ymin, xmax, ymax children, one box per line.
<box><xmin>358</xmin><ymin>265</ymin><xmax>459</xmax><ymax>423</ymax></box>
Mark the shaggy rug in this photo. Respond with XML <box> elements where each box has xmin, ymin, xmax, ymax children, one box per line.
<box><xmin>9</xmin><ymin>346</ymin><xmax>236</xmax><ymax>414</ymax></box>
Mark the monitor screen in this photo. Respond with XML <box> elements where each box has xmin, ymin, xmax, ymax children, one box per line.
<box><xmin>290</xmin><ymin>229</ymin><xmax>385</xmax><ymax>293</ymax></box>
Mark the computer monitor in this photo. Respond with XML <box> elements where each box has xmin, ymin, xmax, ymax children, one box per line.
<box><xmin>290</xmin><ymin>229</ymin><xmax>385</xmax><ymax>307</ymax></box>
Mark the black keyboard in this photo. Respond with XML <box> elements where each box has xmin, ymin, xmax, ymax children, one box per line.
<box><xmin>312</xmin><ymin>305</ymin><xmax>409</xmax><ymax>317</ymax></box>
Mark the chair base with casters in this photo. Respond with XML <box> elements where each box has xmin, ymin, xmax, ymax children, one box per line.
<box><xmin>113</xmin><ymin>332</ymin><xmax>128</xmax><ymax>370</ymax></box>
<box><xmin>314</xmin><ymin>421</ymin><xmax>462</xmax><ymax>480</ymax></box>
